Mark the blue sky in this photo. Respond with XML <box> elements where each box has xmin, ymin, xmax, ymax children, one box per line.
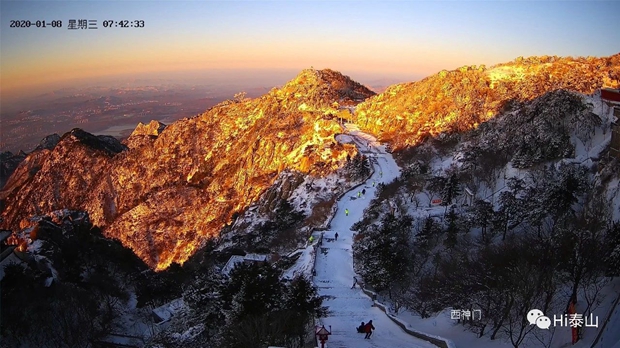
<box><xmin>1</xmin><ymin>0</ymin><xmax>619</xmax><ymax>96</ymax></box>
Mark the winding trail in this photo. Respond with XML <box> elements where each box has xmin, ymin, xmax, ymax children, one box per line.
<box><xmin>313</xmin><ymin>124</ymin><xmax>436</xmax><ymax>348</ymax></box>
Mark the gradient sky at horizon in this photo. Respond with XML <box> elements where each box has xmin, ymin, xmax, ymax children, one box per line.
<box><xmin>2</xmin><ymin>0</ymin><xmax>619</xmax><ymax>98</ymax></box>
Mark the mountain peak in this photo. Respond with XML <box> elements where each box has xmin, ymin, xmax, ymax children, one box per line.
<box><xmin>276</xmin><ymin>68</ymin><xmax>375</xmax><ymax>107</ymax></box>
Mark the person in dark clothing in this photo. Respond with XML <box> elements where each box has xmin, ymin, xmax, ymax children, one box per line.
<box><xmin>364</xmin><ymin>320</ymin><xmax>375</xmax><ymax>339</ymax></box>
<box><xmin>357</xmin><ymin>322</ymin><xmax>365</xmax><ymax>333</ymax></box>
<box><xmin>351</xmin><ymin>276</ymin><xmax>358</xmax><ymax>289</ymax></box>
<box><xmin>334</xmin><ymin>232</ymin><xmax>339</xmax><ymax>241</ymax></box>
<box><xmin>362</xmin><ymin>188</ymin><xmax>366</xmax><ymax>195</ymax></box>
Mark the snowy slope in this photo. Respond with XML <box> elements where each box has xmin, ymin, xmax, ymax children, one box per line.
<box><xmin>312</xmin><ymin>128</ymin><xmax>438</xmax><ymax>348</ymax></box>
<box><xmin>592</xmin><ymin>281</ymin><xmax>620</xmax><ymax>348</ymax></box>
<box><xmin>340</xmin><ymin>93</ymin><xmax>620</xmax><ymax>348</ymax></box>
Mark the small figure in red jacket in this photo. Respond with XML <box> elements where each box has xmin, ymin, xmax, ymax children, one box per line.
<box><xmin>364</xmin><ymin>320</ymin><xmax>375</xmax><ymax>339</ymax></box>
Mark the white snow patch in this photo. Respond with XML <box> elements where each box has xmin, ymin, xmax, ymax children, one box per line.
<box><xmin>336</xmin><ymin>134</ymin><xmax>355</xmax><ymax>144</ymax></box>
<box><xmin>28</xmin><ymin>239</ymin><xmax>44</xmax><ymax>253</ymax></box>
<box><xmin>244</xmin><ymin>253</ymin><xmax>268</xmax><ymax>262</ymax></box>
<box><xmin>152</xmin><ymin>298</ymin><xmax>186</xmax><ymax>324</ymax></box>
<box><xmin>171</xmin><ymin>324</ymin><xmax>204</xmax><ymax>342</ymax></box>
<box><xmin>283</xmin><ymin>244</ymin><xmax>315</xmax><ymax>280</ymax></box>
<box><xmin>221</xmin><ymin>255</ymin><xmax>245</xmax><ymax>276</ymax></box>
<box><xmin>607</xmin><ymin>179</ymin><xmax>620</xmax><ymax>222</ymax></box>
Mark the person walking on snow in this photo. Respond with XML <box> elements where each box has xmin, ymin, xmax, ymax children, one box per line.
<box><xmin>334</xmin><ymin>232</ymin><xmax>339</xmax><ymax>241</ymax></box>
<box><xmin>351</xmin><ymin>276</ymin><xmax>358</xmax><ymax>289</ymax></box>
<box><xmin>364</xmin><ymin>320</ymin><xmax>375</xmax><ymax>339</ymax></box>
<box><xmin>357</xmin><ymin>191</ymin><xmax>361</xmax><ymax>198</ymax></box>
<box><xmin>372</xmin><ymin>181</ymin><xmax>376</xmax><ymax>187</ymax></box>
<box><xmin>357</xmin><ymin>322</ymin><xmax>365</xmax><ymax>333</ymax></box>
<box><xmin>362</xmin><ymin>188</ymin><xmax>366</xmax><ymax>195</ymax></box>
<box><xmin>345</xmin><ymin>208</ymin><xmax>349</xmax><ymax>216</ymax></box>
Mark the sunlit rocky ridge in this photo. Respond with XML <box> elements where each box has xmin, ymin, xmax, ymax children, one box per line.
<box><xmin>0</xmin><ymin>69</ymin><xmax>375</xmax><ymax>270</ymax></box>
<box><xmin>355</xmin><ymin>54</ymin><xmax>620</xmax><ymax>153</ymax></box>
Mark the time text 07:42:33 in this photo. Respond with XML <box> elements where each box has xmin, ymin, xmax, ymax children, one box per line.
<box><xmin>8</xmin><ymin>19</ymin><xmax>145</xmax><ymax>29</ymax></box>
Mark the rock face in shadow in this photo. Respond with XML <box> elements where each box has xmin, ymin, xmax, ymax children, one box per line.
<box><xmin>0</xmin><ymin>134</ymin><xmax>61</xmax><ymax>190</ymax></box>
<box><xmin>0</xmin><ymin>69</ymin><xmax>375</xmax><ymax>270</ymax></box>
<box><xmin>0</xmin><ymin>151</ymin><xmax>27</xmax><ymax>190</ymax></box>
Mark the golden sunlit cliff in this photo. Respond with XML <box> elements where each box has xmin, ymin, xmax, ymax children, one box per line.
<box><xmin>0</xmin><ymin>69</ymin><xmax>375</xmax><ymax>270</ymax></box>
<box><xmin>355</xmin><ymin>54</ymin><xmax>620</xmax><ymax>151</ymax></box>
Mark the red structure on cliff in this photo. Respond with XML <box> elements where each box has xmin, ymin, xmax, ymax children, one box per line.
<box><xmin>601</xmin><ymin>88</ymin><xmax>620</xmax><ymax>103</ymax></box>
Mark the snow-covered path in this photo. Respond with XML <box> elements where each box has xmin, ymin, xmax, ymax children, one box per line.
<box><xmin>313</xmin><ymin>126</ymin><xmax>436</xmax><ymax>348</ymax></box>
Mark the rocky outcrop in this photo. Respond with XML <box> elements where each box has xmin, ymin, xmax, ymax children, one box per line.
<box><xmin>258</xmin><ymin>171</ymin><xmax>307</xmax><ymax>215</ymax></box>
<box><xmin>0</xmin><ymin>129</ymin><xmax>124</xmax><ymax>228</ymax></box>
<box><xmin>34</xmin><ymin>134</ymin><xmax>61</xmax><ymax>152</ymax></box>
<box><xmin>124</xmin><ymin>120</ymin><xmax>167</xmax><ymax>149</ymax></box>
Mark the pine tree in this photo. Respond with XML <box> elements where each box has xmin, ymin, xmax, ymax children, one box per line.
<box><xmin>275</xmin><ymin>199</ymin><xmax>305</xmax><ymax>228</ymax></box>
<box><xmin>441</xmin><ymin>173</ymin><xmax>462</xmax><ymax>206</ymax></box>
<box><xmin>183</xmin><ymin>268</ymin><xmax>226</xmax><ymax>344</ymax></box>
<box><xmin>543</xmin><ymin>164</ymin><xmax>587</xmax><ymax>221</ymax></box>
<box><xmin>444</xmin><ymin>206</ymin><xmax>459</xmax><ymax>248</ymax></box>
<box><xmin>346</xmin><ymin>153</ymin><xmax>371</xmax><ymax>181</ymax></box>
<box><xmin>255</xmin><ymin>199</ymin><xmax>305</xmax><ymax>249</ymax></box>
<box><xmin>283</xmin><ymin>275</ymin><xmax>327</xmax><ymax>345</ymax></box>
<box><xmin>285</xmin><ymin>275</ymin><xmax>326</xmax><ymax>318</ymax></box>
<box><xmin>427</xmin><ymin>176</ymin><xmax>447</xmax><ymax>203</ymax></box>
<box><xmin>353</xmin><ymin>214</ymin><xmax>414</xmax><ymax>293</ymax></box>
<box><xmin>222</xmin><ymin>262</ymin><xmax>284</xmax><ymax>321</ymax></box>
<box><xmin>604</xmin><ymin>222</ymin><xmax>620</xmax><ymax>277</ymax></box>
<box><xmin>494</xmin><ymin>178</ymin><xmax>528</xmax><ymax>240</ymax></box>
<box><xmin>416</xmin><ymin>216</ymin><xmax>439</xmax><ymax>250</ymax></box>
<box><xmin>184</xmin><ymin>267</ymin><xmax>225</xmax><ymax>316</ymax></box>
<box><xmin>472</xmin><ymin>199</ymin><xmax>494</xmax><ymax>239</ymax></box>
<box><xmin>571</xmin><ymin>110</ymin><xmax>601</xmax><ymax>146</ymax></box>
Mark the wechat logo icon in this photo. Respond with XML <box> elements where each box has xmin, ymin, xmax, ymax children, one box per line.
<box><xmin>527</xmin><ymin>309</ymin><xmax>551</xmax><ymax>329</ymax></box>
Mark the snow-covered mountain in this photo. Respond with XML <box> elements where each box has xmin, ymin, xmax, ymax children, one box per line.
<box><xmin>350</xmin><ymin>89</ymin><xmax>620</xmax><ymax>348</ymax></box>
<box><xmin>2</xmin><ymin>54</ymin><xmax>620</xmax><ymax>348</ymax></box>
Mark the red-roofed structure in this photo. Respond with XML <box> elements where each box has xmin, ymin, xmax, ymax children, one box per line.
<box><xmin>601</xmin><ymin>88</ymin><xmax>620</xmax><ymax>103</ymax></box>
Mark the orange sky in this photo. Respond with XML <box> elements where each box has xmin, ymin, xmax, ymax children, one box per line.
<box><xmin>2</xmin><ymin>1</ymin><xmax>619</xmax><ymax>99</ymax></box>
<box><xmin>0</xmin><ymin>38</ymin><xmax>463</xmax><ymax>97</ymax></box>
